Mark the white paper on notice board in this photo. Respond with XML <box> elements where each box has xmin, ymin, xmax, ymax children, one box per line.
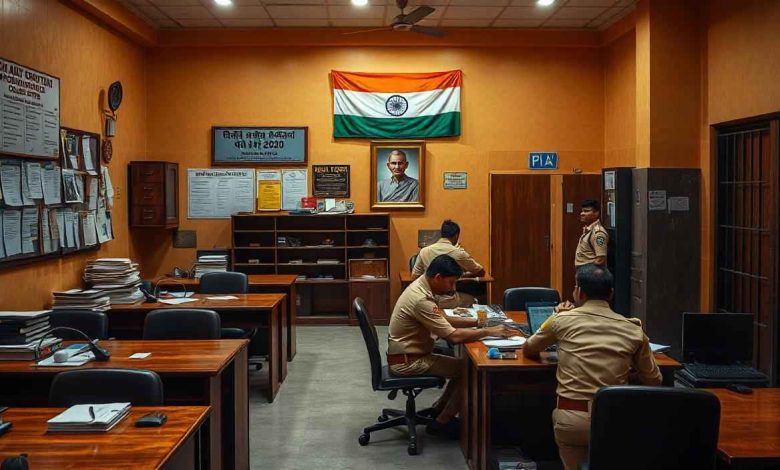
<box><xmin>188</xmin><ymin>168</ymin><xmax>256</xmax><ymax>219</ymax></box>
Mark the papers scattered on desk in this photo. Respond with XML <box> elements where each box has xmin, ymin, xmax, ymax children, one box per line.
<box><xmin>158</xmin><ymin>298</ymin><xmax>197</xmax><ymax>305</ymax></box>
<box><xmin>36</xmin><ymin>351</ymin><xmax>95</xmax><ymax>367</ymax></box>
<box><xmin>205</xmin><ymin>295</ymin><xmax>238</xmax><ymax>300</ymax></box>
<box><xmin>650</xmin><ymin>343</ymin><xmax>671</xmax><ymax>353</ymax></box>
<box><xmin>482</xmin><ymin>337</ymin><xmax>526</xmax><ymax>349</ymax></box>
<box><xmin>128</xmin><ymin>352</ymin><xmax>151</xmax><ymax>359</ymax></box>
<box><xmin>47</xmin><ymin>403</ymin><xmax>131</xmax><ymax>433</ymax></box>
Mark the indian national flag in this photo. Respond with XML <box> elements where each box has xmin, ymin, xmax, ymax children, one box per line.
<box><xmin>331</xmin><ymin>70</ymin><xmax>462</xmax><ymax>139</ymax></box>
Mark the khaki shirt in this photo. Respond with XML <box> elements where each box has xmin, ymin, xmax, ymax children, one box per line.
<box><xmin>525</xmin><ymin>300</ymin><xmax>662</xmax><ymax>401</ymax></box>
<box><xmin>387</xmin><ymin>276</ymin><xmax>456</xmax><ymax>355</ymax></box>
<box><xmin>574</xmin><ymin>220</ymin><xmax>608</xmax><ymax>266</ymax></box>
<box><xmin>411</xmin><ymin>238</ymin><xmax>484</xmax><ymax>278</ymax></box>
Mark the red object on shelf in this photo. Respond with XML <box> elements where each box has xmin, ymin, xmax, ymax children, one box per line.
<box><xmin>301</xmin><ymin>197</ymin><xmax>317</xmax><ymax>209</ymax></box>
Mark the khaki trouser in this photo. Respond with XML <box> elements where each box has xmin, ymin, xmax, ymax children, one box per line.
<box><xmin>389</xmin><ymin>354</ymin><xmax>461</xmax><ymax>421</ymax></box>
<box><xmin>435</xmin><ymin>292</ymin><xmax>476</xmax><ymax>309</ymax></box>
<box><xmin>552</xmin><ymin>408</ymin><xmax>591</xmax><ymax>470</ymax></box>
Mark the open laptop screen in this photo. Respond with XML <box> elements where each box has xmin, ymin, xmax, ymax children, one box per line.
<box><xmin>681</xmin><ymin>312</ymin><xmax>753</xmax><ymax>364</ymax></box>
<box><xmin>527</xmin><ymin>306</ymin><xmax>555</xmax><ymax>334</ymax></box>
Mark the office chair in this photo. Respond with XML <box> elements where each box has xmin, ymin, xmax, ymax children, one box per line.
<box><xmin>409</xmin><ymin>254</ymin><xmax>418</xmax><ymax>272</ymax></box>
<box><xmin>143</xmin><ymin>309</ymin><xmax>221</xmax><ymax>339</ymax></box>
<box><xmin>354</xmin><ymin>298</ymin><xmax>444</xmax><ymax>456</ymax></box>
<box><xmin>49</xmin><ymin>368</ymin><xmax>164</xmax><ymax>406</ymax></box>
<box><xmin>583</xmin><ymin>386</ymin><xmax>720</xmax><ymax>470</ymax></box>
<box><xmin>503</xmin><ymin>287</ymin><xmax>560</xmax><ymax>311</ymax></box>
<box><xmin>49</xmin><ymin>310</ymin><xmax>109</xmax><ymax>340</ymax></box>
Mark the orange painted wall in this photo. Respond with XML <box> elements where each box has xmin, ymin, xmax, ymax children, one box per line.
<box><xmin>0</xmin><ymin>0</ymin><xmax>146</xmax><ymax>309</ymax></box>
<box><xmin>141</xmin><ymin>45</ymin><xmax>605</xmax><ymax>301</ymax></box>
<box><xmin>604</xmin><ymin>30</ymin><xmax>636</xmax><ymax>168</ymax></box>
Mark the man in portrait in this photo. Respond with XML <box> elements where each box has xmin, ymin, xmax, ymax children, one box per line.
<box><xmin>377</xmin><ymin>149</ymin><xmax>419</xmax><ymax>202</ymax></box>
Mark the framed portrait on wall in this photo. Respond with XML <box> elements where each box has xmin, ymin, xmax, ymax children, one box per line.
<box><xmin>370</xmin><ymin>140</ymin><xmax>425</xmax><ymax>210</ymax></box>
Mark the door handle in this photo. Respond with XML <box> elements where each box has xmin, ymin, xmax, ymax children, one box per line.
<box><xmin>544</xmin><ymin>235</ymin><xmax>550</xmax><ymax>251</ymax></box>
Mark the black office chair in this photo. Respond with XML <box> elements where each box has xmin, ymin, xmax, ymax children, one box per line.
<box><xmin>143</xmin><ymin>309</ymin><xmax>221</xmax><ymax>340</ymax></box>
<box><xmin>503</xmin><ymin>287</ymin><xmax>560</xmax><ymax>311</ymax></box>
<box><xmin>354</xmin><ymin>298</ymin><xmax>444</xmax><ymax>456</ymax></box>
<box><xmin>49</xmin><ymin>368</ymin><xmax>164</xmax><ymax>406</ymax></box>
<box><xmin>49</xmin><ymin>310</ymin><xmax>108</xmax><ymax>340</ymax></box>
<box><xmin>584</xmin><ymin>386</ymin><xmax>720</xmax><ymax>470</ymax></box>
<box><xmin>199</xmin><ymin>271</ymin><xmax>253</xmax><ymax>339</ymax></box>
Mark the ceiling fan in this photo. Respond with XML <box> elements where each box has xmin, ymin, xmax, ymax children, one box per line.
<box><xmin>344</xmin><ymin>0</ymin><xmax>446</xmax><ymax>37</ymax></box>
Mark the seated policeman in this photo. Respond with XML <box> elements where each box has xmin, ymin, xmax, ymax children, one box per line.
<box><xmin>388</xmin><ymin>254</ymin><xmax>519</xmax><ymax>438</ymax></box>
<box><xmin>523</xmin><ymin>264</ymin><xmax>662</xmax><ymax>470</ymax></box>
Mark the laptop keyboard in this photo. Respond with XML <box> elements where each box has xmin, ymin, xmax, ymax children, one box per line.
<box><xmin>684</xmin><ymin>364</ymin><xmax>766</xmax><ymax>380</ymax></box>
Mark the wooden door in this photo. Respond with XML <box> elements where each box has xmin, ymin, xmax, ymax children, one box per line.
<box><xmin>490</xmin><ymin>174</ymin><xmax>551</xmax><ymax>303</ymax></box>
<box><xmin>561</xmin><ymin>175</ymin><xmax>602</xmax><ymax>302</ymax></box>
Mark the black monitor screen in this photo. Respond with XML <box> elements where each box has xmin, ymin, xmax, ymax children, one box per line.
<box><xmin>682</xmin><ymin>313</ymin><xmax>754</xmax><ymax>364</ymax></box>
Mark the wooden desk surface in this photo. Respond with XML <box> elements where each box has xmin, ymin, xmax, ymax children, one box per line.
<box><xmin>711</xmin><ymin>388</ymin><xmax>780</xmax><ymax>464</ymax></box>
<box><xmin>154</xmin><ymin>275</ymin><xmax>297</xmax><ymax>287</ymax></box>
<box><xmin>109</xmin><ymin>293</ymin><xmax>285</xmax><ymax>312</ymax></box>
<box><xmin>0</xmin><ymin>339</ymin><xmax>248</xmax><ymax>375</ymax></box>
<box><xmin>399</xmin><ymin>271</ymin><xmax>495</xmax><ymax>283</ymax></box>
<box><xmin>0</xmin><ymin>406</ymin><xmax>209</xmax><ymax>469</ymax></box>
<box><xmin>465</xmin><ymin>311</ymin><xmax>681</xmax><ymax>369</ymax></box>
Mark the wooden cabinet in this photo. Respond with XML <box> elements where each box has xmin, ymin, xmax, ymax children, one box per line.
<box><xmin>129</xmin><ymin>162</ymin><xmax>178</xmax><ymax>228</ymax></box>
<box><xmin>231</xmin><ymin>213</ymin><xmax>391</xmax><ymax>325</ymax></box>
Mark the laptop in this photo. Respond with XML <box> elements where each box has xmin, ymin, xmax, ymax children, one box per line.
<box><xmin>526</xmin><ymin>306</ymin><xmax>558</xmax><ymax>352</ymax></box>
<box><xmin>677</xmin><ymin>312</ymin><xmax>768</xmax><ymax>387</ymax></box>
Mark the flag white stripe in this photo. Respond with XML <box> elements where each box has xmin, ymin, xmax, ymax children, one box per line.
<box><xmin>333</xmin><ymin>87</ymin><xmax>461</xmax><ymax>119</ymax></box>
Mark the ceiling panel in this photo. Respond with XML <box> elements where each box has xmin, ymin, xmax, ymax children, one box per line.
<box><xmin>118</xmin><ymin>0</ymin><xmax>637</xmax><ymax>31</ymax></box>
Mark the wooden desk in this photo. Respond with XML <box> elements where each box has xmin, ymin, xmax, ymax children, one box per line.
<box><xmin>399</xmin><ymin>271</ymin><xmax>496</xmax><ymax>303</ymax></box>
<box><xmin>0</xmin><ymin>406</ymin><xmax>209</xmax><ymax>469</ymax></box>
<box><xmin>108</xmin><ymin>293</ymin><xmax>288</xmax><ymax>397</ymax></box>
<box><xmin>154</xmin><ymin>275</ymin><xmax>299</xmax><ymax>360</ymax></box>
<box><xmin>711</xmin><ymin>388</ymin><xmax>780</xmax><ymax>468</ymax></box>
<box><xmin>460</xmin><ymin>311</ymin><xmax>682</xmax><ymax>470</ymax></box>
<box><xmin>0</xmin><ymin>340</ymin><xmax>249</xmax><ymax>470</ymax></box>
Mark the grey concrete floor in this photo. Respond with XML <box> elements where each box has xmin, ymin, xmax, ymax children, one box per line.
<box><xmin>248</xmin><ymin>325</ymin><xmax>468</xmax><ymax>470</ymax></box>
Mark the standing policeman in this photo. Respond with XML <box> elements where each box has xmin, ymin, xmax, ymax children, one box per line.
<box><xmin>574</xmin><ymin>199</ymin><xmax>608</xmax><ymax>267</ymax></box>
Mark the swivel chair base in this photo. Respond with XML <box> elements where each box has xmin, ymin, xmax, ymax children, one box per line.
<box><xmin>358</xmin><ymin>387</ymin><xmax>435</xmax><ymax>456</ymax></box>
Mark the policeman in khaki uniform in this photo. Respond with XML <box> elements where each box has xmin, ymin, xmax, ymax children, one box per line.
<box><xmin>575</xmin><ymin>199</ymin><xmax>609</xmax><ymax>267</ymax></box>
<box><xmin>523</xmin><ymin>264</ymin><xmax>661</xmax><ymax>470</ymax></box>
<box><xmin>411</xmin><ymin>220</ymin><xmax>485</xmax><ymax>308</ymax></box>
<box><xmin>389</xmin><ymin>254</ymin><xmax>519</xmax><ymax>438</ymax></box>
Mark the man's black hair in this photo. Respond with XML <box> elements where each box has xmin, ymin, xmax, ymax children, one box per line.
<box><xmin>575</xmin><ymin>264</ymin><xmax>613</xmax><ymax>300</ymax></box>
<box><xmin>581</xmin><ymin>199</ymin><xmax>600</xmax><ymax>212</ymax></box>
<box><xmin>441</xmin><ymin>219</ymin><xmax>460</xmax><ymax>239</ymax></box>
<box><xmin>426</xmin><ymin>254</ymin><xmax>464</xmax><ymax>278</ymax></box>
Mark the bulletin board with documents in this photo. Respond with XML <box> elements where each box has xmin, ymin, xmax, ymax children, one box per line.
<box><xmin>0</xmin><ymin>126</ymin><xmax>114</xmax><ymax>269</ymax></box>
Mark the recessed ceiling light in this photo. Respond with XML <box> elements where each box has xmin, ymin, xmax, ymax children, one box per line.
<box><xmin>537</xmin><ymin>0</ymin><xmax>555</xmax><ymax>6</ymax></box>
<box><xmin>352</xmin><ymin>0</ymin><xmax>369</xmax><ymax>6</ymax></box>
<box><xmin>214</xmin><ymin>0</ymin><xmax>232</xmax><ymax>6</ymax></box>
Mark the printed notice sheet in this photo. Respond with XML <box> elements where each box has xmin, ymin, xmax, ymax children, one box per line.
<box><xmin>187</xmin><ymin>168</ymin><xmax>255</xmax><ymax>219</ymax></box>
<box><xmin>281</xmin><ymin>169</ymin><xmax>308</xmax><ymax>211</ymax></box>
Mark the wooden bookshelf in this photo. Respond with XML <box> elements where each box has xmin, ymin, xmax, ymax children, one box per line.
<box><xmin>231</xmin><ymin>213</ymin><xmax>391</xmax><ymax>325</ymax></box>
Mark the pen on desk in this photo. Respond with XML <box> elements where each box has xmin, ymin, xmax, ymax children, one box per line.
<box><xmin>88</xmin><ymin>405</ymin><xmax>95</xmax><ymax>422</ymax></box>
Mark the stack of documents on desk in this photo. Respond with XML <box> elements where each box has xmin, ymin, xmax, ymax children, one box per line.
<box><xmin>0</xmin><ymin>311</ymin><xmax>61</xmax><ymax>360</ymax></box>
<box><xmin>83</xmin><ymin>258</ymin><xmax>143</xmax><ymax>305</ymax></box>
<box><xmin>47</xmin><ymin>403</ymin><xmax>131</xmax><ymax>433</ymax></box>
<box><xmin>52</xmin><ymin>289</ymin><xmax>111</xmax><ymax>312</ymax></box>
<box><xmin>193</xmin><ymin>255</ymin><xmax>228</xmax><ymax>278</ymax></box>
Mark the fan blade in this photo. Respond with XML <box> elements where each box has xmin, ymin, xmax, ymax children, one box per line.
<box><xmin>410</xmin><ymin>24</ymin><xmax>447</xmax><ymax>37</ymax></box>
<box><xmin>402</xmin><ymin>5</ymin><xmax>435</xmax><ymax>24</ymax></box>
<box><xmin>342</xmin><ymin>27</ymin><xmax>391</xmax><ymax>35</ymax></box>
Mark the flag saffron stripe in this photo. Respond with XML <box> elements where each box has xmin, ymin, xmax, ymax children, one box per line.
<box><xmin>331</xmin><ymin>70</ymin><xmax>462</xmax><ymax>93</ymax></box>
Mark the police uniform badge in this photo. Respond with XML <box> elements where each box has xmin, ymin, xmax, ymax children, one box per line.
<box><xmin>595</xmin><ymin>235</ymin><xmax>606</xmax><ymax>247</ymax></box>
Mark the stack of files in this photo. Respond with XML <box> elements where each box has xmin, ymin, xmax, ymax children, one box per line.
<box><xmin>47</xmin><ymin>403</ymin><xmax>131</xmax><ymax>433</ymax></box>
<box><xmin>316</xmin><ymin>258</ymin><xmax>340</xmax><ymax>265</ymax></box>
<box><xmin>52</xmin><ymin>289</ymin><xmax>111</xmax><ymax>312</ymax></box>
<box><xmin>0</xmin><ymin>311</ymin><xmax>61</xmax><ymax>360</ymax></box>
<box><xmin>83</xmin><ymin>258</ymin><xmax>143</xmax><ymax>305</ymax></box>
<box><xmin>193</xmin><ymin>255</ymin><xmax>228</xmax><ymax>278</ymax></box>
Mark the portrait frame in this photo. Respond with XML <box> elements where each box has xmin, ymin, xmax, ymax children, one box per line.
<box><xmin>370</xmin><ymin>140</ymin><xmax>425</xmax><ymax>210</ymax></box>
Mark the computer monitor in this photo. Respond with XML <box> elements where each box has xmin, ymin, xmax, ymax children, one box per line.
<box><xmin>681</xmin><ymin>312</ymin><xmax>754</xmax><ymax>364</ymax></box>
<box><xmin>527</xmin><ymin>306</ymin><xmax>555</xmax><ymax>334</ymax></box>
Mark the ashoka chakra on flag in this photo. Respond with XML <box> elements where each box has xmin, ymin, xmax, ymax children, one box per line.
<box><xmin>331</xmin><ymin>70</ymin><xmax>462</xmax><ymax>139</ymax></box>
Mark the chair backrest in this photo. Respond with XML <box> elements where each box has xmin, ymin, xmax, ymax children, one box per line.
<box><xmin>409</xmin><ymin>254</ymin><xmax>418</xmax><ymax>272</ymax></box>
<box><xmin>503</xmin><ymin>287</ymin><xmax>560</xmax><ymax>311</ymax></box>
<box><xmin>49</xmin><ymin>368</ymin><xmax>164</xmax><ymax>406</ymax></box>
<box><xmin>354</xmin><ymin>298</ymin><xmax>383</xmax><ymax>391</ymax></box>
<box><xmin>49</xmin><ymin>310</ymin><xmax>109</xmax><ymax>340</ymax></box>
<box><xmin>143</xmin><ymin>309</ymin><xmax>221</xmax><ymax>340</ymax></box>
<box><xmin>588</xmin><ymin>386</ymin><xmax>720</xmax><ymax>470</ymax></box>
<box><xmin>199</xmin><ymin>271</ymin><xmax>247</xmax><ymax>294</ymax></box>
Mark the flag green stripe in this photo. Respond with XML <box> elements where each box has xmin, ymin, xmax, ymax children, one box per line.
<box><xmin>333</xmin><ymin>112</ymin><xmax>461</xmax><ymax>139</ymax></box>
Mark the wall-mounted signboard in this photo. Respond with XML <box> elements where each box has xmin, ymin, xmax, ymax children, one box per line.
<box><xmin>212</xmin><ymin>126</ymin><xmax>307</xmax><ymax>166</ymax></box>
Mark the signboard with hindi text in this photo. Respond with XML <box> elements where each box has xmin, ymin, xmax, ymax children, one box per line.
<box><xmin>0</xmin><ymin>58</ymin><xmax>60</xmax><ymax>159</ymax></box>
<box><xmin>212</xmin><ymin>126</ymin><xmax>307</xmax><ymax>166</ymax></box>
